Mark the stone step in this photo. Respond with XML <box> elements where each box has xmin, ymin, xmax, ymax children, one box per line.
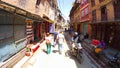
<box><xmin>83</xmin><ymin>42</ymin><xmax>111</xmax><ymax>68</ymax></box>
<box><xmin>0</xmin><ymin>48</ymin><xmax>26</xmax><ymax>68</ymax></box>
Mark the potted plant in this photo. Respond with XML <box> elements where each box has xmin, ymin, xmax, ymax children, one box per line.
<box><xmin>25</xmin><ymin>45</ymin><xmax>31</xmax><ymax>56</ymax></box>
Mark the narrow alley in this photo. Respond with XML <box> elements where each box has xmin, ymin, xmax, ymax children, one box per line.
<box><xmin>0</xmin><ymin>0</ymin><xmax>120</xmax><ymax>68</ymax></box>
<box><xmin>13</xmin><ymin>32</ymin><xmax>96</xmax><ymax>68</ymax></box>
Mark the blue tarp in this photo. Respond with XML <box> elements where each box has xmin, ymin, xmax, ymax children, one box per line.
<box><xmin>49</xmin><ymin>23</ymin><xmax>55</xmax><ymax>33</ymax></box>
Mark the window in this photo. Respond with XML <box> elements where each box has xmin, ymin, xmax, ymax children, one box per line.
<box><xmin>92</xmin><ymin>10</ymin><xmax>96</xmax><ymax>22</ymax></box>
<box><xmin>85</xmin><ymin>7</ymin><xmax>89</xmax><ymax>15</ymax></box>
<box><xmin>81</xmin><ymin>0</ymin><xmax>88</xmax><ymax>4</ymax></box>
<box><xmin>36</xmin><ymin>0</ymin><xmax>41</xmax><ymax>8</ymax></box>
<box><xmin>101</xmin><ymin>6</ymin><xmax>106</xmax><ymax>14</ymax></box>
<box><xmin>82</xmin><ymin>10</ymin><xmax>84</xmax><ymax>17</ymax></box>
<box><xmin>101</xmin><ymin>6</ymin><xmax>107</xmax><ymax>21</ymax></box>
<box><xmin>114</xmin><ymin>0</ymin><xmax>120</xmax><ymax>20</ymax></box>
<box><xmin>91</xmin><ymin>0</ymin><xmax>95</xmax><ymax>7</ymax></box>
<box><xmin>99</xmin><ymin>0</ymin><xmax>104</xmax><ymax>3</ymax></box>
<box><xmin>81</xmin><ymin>0</ymin><xmax>84</xmax><ymax>4</ymax></box>
<box><xmin>84</xmin><ymin>0</ymin><xmax>87</xmax><ymax>3</ymax></box>
<box><xmin>76</xmin><ymin>0</ymin><xmax>80</xmax><ymax>3</ymax></box>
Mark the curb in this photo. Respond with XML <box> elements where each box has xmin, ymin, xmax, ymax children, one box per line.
<box><xmin>83</xmin><ymin>48</ymin><xmax>102</xmax><ymax>68</ymax></box>
<box><xmin>13</xmin><ymin>40</ymin><xmax>44</xmax><ymax>68</ymax></box>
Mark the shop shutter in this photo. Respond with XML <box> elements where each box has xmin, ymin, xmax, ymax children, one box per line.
<box><xmin>0</xmin><ymin>9</ymin><xmax>26</xmax><ymax>62</ymax></box>
<box><xmin>0</xmin><ymin>10</ymin><xmax>14</xmax><ymax>62</ymax></box>
<box><xmin>14</xmin><ymin>14</ymin><xmax>26</xmax><ymax>42</ymax></box>
<box><xmin>0</xmin><ymin>10</ymin><xmax>14</xmax><ymax>46</ymax></box>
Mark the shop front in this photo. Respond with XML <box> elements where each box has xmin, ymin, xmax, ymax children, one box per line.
<box><xmin>0</xmin><ymin>8</ymin><xmax>26</xmax><ymax>62</ymax></box>
<box><xmin>82</xmin><ymin>23</ymin><xmax>88</xmax><ymax>35</ymax></box>
<box><xmin>0</xmin><ymin>2</ymin><xmax>42</xmax><ymax>65</ymax></box>
<box><xmin>91</xmin><ymin>22</ymin><xmax>120</xmax><ymax>50</ymax></box>
<box><xmin>26</xmin><ymin>12</ymin><xmax>42</xmax><ymax>43</ymax></box>
<box><xmin>33</xmin><ymin>21</ymin><xmax>42</xmax><ymax>42</ymax></box>
<box><xmin>42</xmin><ymin>14</ymin><xmax>54</xmax><ymax>33</ymax></box>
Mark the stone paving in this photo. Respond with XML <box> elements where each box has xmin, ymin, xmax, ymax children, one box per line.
<box><xmin>13</xmin><ymin>33</ymin><xmax>97</xmax><ymax>68</ymax></box>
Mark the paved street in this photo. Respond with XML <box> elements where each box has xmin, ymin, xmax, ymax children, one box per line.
<box><xmin>13</xmin><ymin>32</ymin><xmax>97</xmax><ymax>68</ymax></box>
<box><xmin>1</xmin><ymin>0</ymin><xmax>120</xmax><ymax>68</ymax></box>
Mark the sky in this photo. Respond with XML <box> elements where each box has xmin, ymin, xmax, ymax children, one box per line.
<box><xmin>57</xmin><ymin>0</ymin><xmax>75</xmax><ymax>20</ymax></box>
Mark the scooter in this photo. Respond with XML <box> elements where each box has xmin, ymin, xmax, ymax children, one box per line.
<box><xmin>108</xmin><ymin>52</ymin><xmax>120</xmax><ymax>68</ymax></box>
<box><xmin>70</xmin><ymin>42</ymin><xmax>83</xmax><ymax>64</ymax></box>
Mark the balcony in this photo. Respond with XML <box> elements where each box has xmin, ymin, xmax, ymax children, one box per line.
<box><xmin>81</xmin><ymin>14</ymin><xmax>90</xmax><ymax>22</ymax></box>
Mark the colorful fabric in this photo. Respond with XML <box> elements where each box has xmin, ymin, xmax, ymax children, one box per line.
<box><xmin>46</xmin><ymin>43</ymin><xmax>51</xmax><ymax>54</ymax></box>
<box><xmin>95</xmin><ymin>48</ymin><xmax>102</xmax><ymax>54</ymax></box>
<box><xmin>92</xmin><ymin>39</ymin><xmax>100</xmax><ymax>46</ymax></box>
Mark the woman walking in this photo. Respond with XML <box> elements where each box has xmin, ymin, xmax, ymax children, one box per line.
<box><xmin>45</xmin><ymin>32</ymin><xmax>52</xmax><ymax>54</ymax></box>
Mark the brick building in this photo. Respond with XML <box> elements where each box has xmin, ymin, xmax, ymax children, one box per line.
<box><xmin>69</xmin><ymin>0</ymin><xmax>81</xmax><ymax>32</ymax></box>
<box><xmin>69</xmin><ymin>0</ymin><xmax>91</xmax><ymax>36</ymax></box>
<box><xmin>0</xmin><ymin>0</ymin><xmax>60</xmax><ymax>67</ymax></box>
<box><xmin>90</xmin><ymin>0</ymin><xmax>120</xmax><ymax>50</ymax></box>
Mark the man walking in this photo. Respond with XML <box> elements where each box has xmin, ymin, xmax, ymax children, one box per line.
<box><xmin>56</xmin><ymin>31</ymin><xmax>65</xmax><ymax>54</ymax></box>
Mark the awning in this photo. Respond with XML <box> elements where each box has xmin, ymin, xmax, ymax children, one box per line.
<box><xmin>43</xmin><ymin>18</ymin><xmax>54</xmax><ymax>23</ymax></box>
<box><xmin>42</xmin><ymin>14</ymin><xmax>54</xmax><ymax>23</ymax></box>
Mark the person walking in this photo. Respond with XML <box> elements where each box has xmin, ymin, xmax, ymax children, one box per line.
<box><xmin>45</xmin><ymin>32</ymin><xmax>52</xmax><ymax>54</ymax></box>
<box><xmin>56</xmin><ymin>31</ymin><xmax>65</xmax><ymax>54</ymax></box>
<box><xmin>53</xmin><ymin>31</ymin><xmax>58</xmax><ymax>47</ymax></box>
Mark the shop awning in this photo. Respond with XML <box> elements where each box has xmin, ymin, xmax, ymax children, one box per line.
<box><xmin>43</xmin><ymin>18</ymin><xmax>54</xmax><ymax>23</ymax></box>
<box><xmin>43</xmin><ymin>14</ymin><xmax>54</xmax><ymax>23</ymax></box>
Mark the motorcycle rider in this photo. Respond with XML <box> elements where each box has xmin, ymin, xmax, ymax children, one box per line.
<box><xmin>109</xmin><ymin>52</ymin><xmax>120</xmax><ymax>68</ymax></box>
<box><xmin>71</xmin><ymin>32</ymin><xmax>82</xmax><ymax>56</ymax></box>
<box><xmin>74</xmin><ymin>32</ymin><xmax>82</xmax><ymax>49</ymax></box>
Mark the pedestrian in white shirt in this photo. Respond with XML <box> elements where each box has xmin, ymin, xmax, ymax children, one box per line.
<box><xmin>45</xmin><ymin>32</ymin><xmax>52</xmax><ymax>54</ymax></box>
<box><xmin>56</xmin><ymin>31</ymin><xmax>65</xmax><ymax>54</ymax></box>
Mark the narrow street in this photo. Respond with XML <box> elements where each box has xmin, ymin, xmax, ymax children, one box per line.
<box><xmin>13</xmin><ymin>32</ymin><xmax>97</xmax><ymax>68</ymax></box>
<box><xmin>0</xmin><ymin>0</ymin><xmax>120</xmax><ymax>68</ymax></box>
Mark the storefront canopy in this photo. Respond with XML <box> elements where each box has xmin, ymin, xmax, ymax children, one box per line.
<box><xmin>43</xmin><ymin>14</ymin><xmax>54</xmax><ymax>23</ymax></box>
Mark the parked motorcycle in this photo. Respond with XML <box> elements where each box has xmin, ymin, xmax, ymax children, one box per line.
<box><xmin>70</xmin><ymin>42</ymin><xmax>83</xmax><ymax>64</ymax></box>
<box><xmin>108</xmin><ymin>52</ymin><xmax>120</xmax><ymax>68</ymax></box>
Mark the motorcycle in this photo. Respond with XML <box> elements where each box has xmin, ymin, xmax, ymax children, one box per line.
<box><xmin>70</xmin><ymin>42</ymin><xmax>83</xmax><ymax>64</ymax></box>
<box><xmin>108</xmin><ymin>52</ymin><xmax>120</xmax><ymax>68</ymax></box>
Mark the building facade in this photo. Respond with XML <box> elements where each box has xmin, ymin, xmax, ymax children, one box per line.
<box><xmin>69</xmin><ymin>0</ymin><xmax>91</xmax><ymax>36</ymax></box>
<box><xmin>90</xmin><ymin>0</ymin><xmax>120</xmax><ymax>50</ymax></box>
<box><xmin>69</xmin><ymin>0</ymin><xmax>81</xmax><ymax>32</ymax></box>
<box><xmin>80</xmin><ymin>0</ymin><xmax>91</xmax><ymax>36</ymax></box>
<box><xmin>0</xmin><ymin>0</ymin><xmax>60</xmax><ymax>67</ymax></box>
